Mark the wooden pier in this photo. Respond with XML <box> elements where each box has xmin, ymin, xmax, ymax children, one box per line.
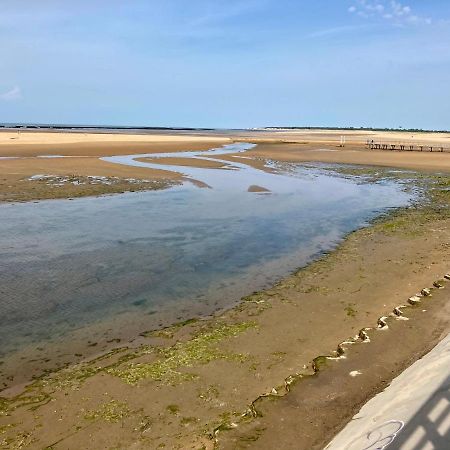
<box><xmin>367</xmin><ymin>141</ymin><xmax>448</xmax><ymax>153</ymax></box>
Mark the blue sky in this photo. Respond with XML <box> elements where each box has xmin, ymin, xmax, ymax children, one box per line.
<box><xmin>1</xmin><ymin>0</ymin><xmax>449</xmax><ymax>129</ymax></box>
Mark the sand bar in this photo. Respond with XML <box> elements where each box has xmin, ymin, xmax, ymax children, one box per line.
<box><xmin>0</xmin><ymin>132</ymin><xmax>231</xmax><ymax>201</ymax></box>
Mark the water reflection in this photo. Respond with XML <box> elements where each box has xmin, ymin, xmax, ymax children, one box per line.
<box><xmin>0</xmin><ymin>148</ymin><xmax>412</xmax><ymax>363</ymax></box>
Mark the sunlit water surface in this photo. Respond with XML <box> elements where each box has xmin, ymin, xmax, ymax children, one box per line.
<box><xmin>0</xmin><ymin>144</ymin><xmax>413</xmax><ymax>376</ymax></box>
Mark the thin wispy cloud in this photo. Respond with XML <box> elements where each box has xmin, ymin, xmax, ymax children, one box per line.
<box><xmin>349</xmin><ymin>0</ymin><xmax>432</xmax><ymax>25</ymax></box>
<box><xmin>307</xmin><ymin>24</ymin><xmax>371</xmax><ymax>39</ymax></box>
<box><xmin>0</xmin><ymin>86</ymin><xmax>22</xmax><ymax>101</ymax></box>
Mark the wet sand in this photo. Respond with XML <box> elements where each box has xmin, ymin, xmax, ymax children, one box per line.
<box><xmin>1</xmin><ymin>129</ymin><xmax>450</xmax><ymax>202</ymax></box>
<box><xmin>240</xmin><ymin>143</ymin><xmax>450</xmax><ymax>173</ymax></box>
<box><xmin>0</xmin><ymin>133</ymin><xmax>230</xmax><ymax>201</ymax></box>
<box><xmin>219</xmin><ymin>286</ymin><xmax>450</xmax><ymax>450</ymax></box>
<box><xmin>0</xmin><ymin>157</ymin><xmax>183</xmax><ymax>202</ymax></box>
<box><xmin>137</xmin><ymin>156</ymin><xmax>228</xmax><ymax>169</ymax></box>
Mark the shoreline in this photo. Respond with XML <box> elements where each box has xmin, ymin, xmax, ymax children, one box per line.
<box><xmin>1</xmin><ymin>167</ymin><xmax>448</xmax><ymax>449</ymax></box>
<box><xmin>0</xmin><ymin>167</ymin><xmax>409</xmax><ymax>393</ymax></box>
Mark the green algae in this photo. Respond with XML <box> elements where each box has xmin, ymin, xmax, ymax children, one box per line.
<box><xmin>0</xmin><ymin>423</ymin><xmax>16</xmax><ymax>435</ymax></box>
<box><xmin>363</xmin><ymin>171</ymin><xmax>450</xmax><ymax>236</ymax></box>
<box><xmin>138</xmin><ymin>415</ymin><xmax>153</xmax><ymax>433</ymax></box>
<box><xmin>300</xmin><ymin>285</ymin><xmax>330</xmax><ymax>295</ymax></box>
<box><xmin>142</xmin><ymin>318</ymin><xmax>199</xmax><ymax>339</ymax></box>
<box><xmin>14</xmin><ymin>393</ymin><xmax>51</xmax><ymax>411</ymax></box>
<box><xmin>84</xmin><ymin>400</ymin><xmax>130</xmax><ymax>423</ymax></box>
<box><xmin>312</xmin><ymin>356</ymin><xmax>329</xmax><ymax>371</ymax></box>
<box><xmin>1</xmin><ymin>351</ymin><xmax>140</xmax><ymax>416</ymax></box>
<box><xmin>237</xmin><ymin>426</ymin><xmax>266</xmax><ymax>443</ymax></box>
<box><xmin>167</xmin><ymin>404</ymin><xmax>180</xmax><ymax>415</ymax></box>
<box><xmin>0</xmin><ymin>397</ymin><xmax>9</xmax><ymax>416</ymax></box>
<box><xmin>39</xmin><ymin>365</ymin><xmax>101</xmax><ymax>391</ymax></box>
<box><xmin>180</xmin><ymin>416</ymin><xmax>198</xmax><ymax>426</ymax></box>
<box><xmin>107</xmin><ymin>360</ymin><xmax>198</xmax><ymax>385</ymax></box>
<box><xmin>198</xmin><ymin>385</ymin><xmax>220</xmax><ymax>402</ymax></box>
<box><xmin>0</xmin><ymin>431</ymin><xmax>33</xmax><ymax>449</ymax></box>
<box><xmin>344</xmin><ymin>304</ymin><xmax>357</xmax><ymax>317</ymax></box>
<box><xmin>242</xmin><ymin>292</ymin><xmax>266</xmax><ymax>303</ymax></box>
<box><xmin>106</xmin><ymin>322</ymin><xmax>257</xmax><ymax>385</ymax></box>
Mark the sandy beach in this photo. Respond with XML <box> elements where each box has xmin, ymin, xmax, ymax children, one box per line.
<box><xmin>0</xmin><ymin>129</ymin><xmax>449</xmax><ymax>449</ymax></box>
<box><xmin>0</xmin><ymin>129</ymin><xmax>449</xmax><ymax>202</ymax></box>
<box><xmin>0</xmin><ymin>132</ymin><xmax>231</xmax><ymax>201</ymax></box>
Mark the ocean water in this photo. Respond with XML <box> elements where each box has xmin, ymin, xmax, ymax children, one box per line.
<box><xmin>0</xmin><ymin>144</ymin><xmax>412</xmax><ymax>373</ymax></box>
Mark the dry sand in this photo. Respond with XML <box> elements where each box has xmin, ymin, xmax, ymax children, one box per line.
<box><xmin>233</xmin><ymin>128</ymin><xmax>450</xmax><ymax>147</ymax></box>
<box><xmin>0</xmin><ymin>131</ymin><xmax>227</xmax><ymax>153</ymax></box>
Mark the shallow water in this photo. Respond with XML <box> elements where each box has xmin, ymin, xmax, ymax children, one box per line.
<box><xmin>0</xmin><ymin>144</ymin><xmax>413</xmax><ymax>379</ymax></box>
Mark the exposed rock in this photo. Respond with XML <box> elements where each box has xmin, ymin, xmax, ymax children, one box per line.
<box><xmin>408</xmin><ymin>295</ymin><xmax>421</xmax><ymax>305</ymax></box>
<box><xmin>421</xmin><ymin>288</ymin><xmax>432</xmax><ymax>297</ymax></box>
